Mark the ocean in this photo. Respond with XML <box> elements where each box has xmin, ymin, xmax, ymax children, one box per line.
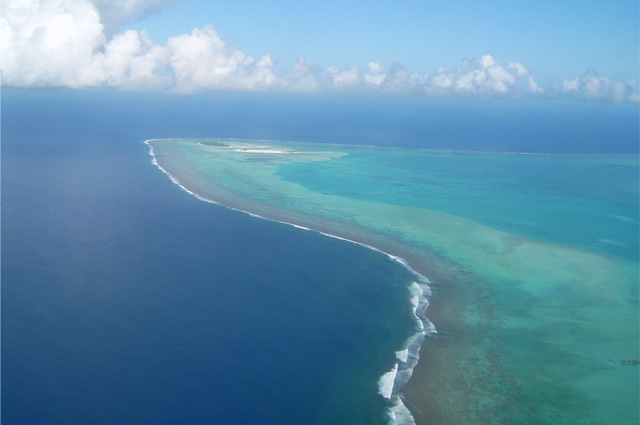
<box><xmin>2</xmin><ymin>89</ymin><xmax>638</xmax><ymax>425</ymax></box>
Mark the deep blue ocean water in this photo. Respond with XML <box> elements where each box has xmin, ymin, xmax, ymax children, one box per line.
<box><xmin>3</xmin><ymin>88</ymin><xmax>638</xmax><ymax>424</ymax></box>
<box><xmin>3</xmin><ymin>90</ymin><xmax>421</xmax><ymax>425</ymax></box>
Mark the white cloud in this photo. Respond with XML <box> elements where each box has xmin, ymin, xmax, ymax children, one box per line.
<box><xmin>528</xmin><ymin>76</ymin><xmax>543</xmax><ymax>93</ymax></box>
<box><xmin>0</xmin><ymin>1</ymin><xmax>279</xmax><ymax>92</ymax></box>
<box><xmin>1</xmin><ymin>0</ymin><xmax>105</xmax><ymax>88</ymax></box>
<box><xmin>562</xmin><ymin>78</ymin><xmax>579</xmax><ymax>93</ymax></box>
<box><xmin>1</xmin><ymin>0</ymin><xmax>637</xmax><ymax>103</ymax></box>
<box><xmin>281</xmin><ymin>56</ymin><xmax>322</xmax><ymax>92</ymax></box>
<box><xmin>167</xmin><ymin>25</ymin><xmax>271</xmax><ymax>93</ymax></box>
<box><xmin>380</xmin><ymin>63</ymin><xmax>415</xmax><ymax>94</ymax></box>
<box><xmin>363</xmin><ymin>62</ymin><xmax>385</xmax><ymax>86</ymax></box>
<box><xmin>92</xmin><ymin>29</ymin><xmax>170</xmax><ymax>89</ymax></box>
<box><xmin>326</xmin><ymin>64</ymin><xmax>361</xmax><ymax>89</ymax></box>
<box><xmin>562</xmin><ymin>68</ymin><xmax>638</xmax><ymax>103</ymax></box>
<box><xmin>423</xmin><ymin>55</ymin><xmax>528</xmax><ymax>96</ymax></box>
<box><xmin>509</xmin><ymin>62</ymin><xmax>528</xmax><ymax>77</ymax></box>
<box><xmin>289</xmin><ymin>56</ymin><xmax>531</xmax><ymax>97</ymax></box>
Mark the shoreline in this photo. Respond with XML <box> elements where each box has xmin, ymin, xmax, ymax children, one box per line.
<box><xmin>145</xmin><ymin>139</ymin><xmax>444</xmax><ymax>424</ymax></box>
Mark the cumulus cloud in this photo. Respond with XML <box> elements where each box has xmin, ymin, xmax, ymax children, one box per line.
<box><xmin>294</xmin><ymin>57</ymin><xmax>532</xmax><ymax>97</ymax></box>
<box><xmin>561</xmin><ymin>68</ymin><xmax>638</xmax><ymax>103</ymax></box>
<box><xmin>363</xmin><ymin>62</ymin><xmax>385</xmax><ymax>86</ymax></box>
<box><xmin>90</xmin><ymin>29</ymin><xmax>170</xmax><ymax>89</ymax></box>
<box><xmin>370</xmin><ymin>62</ymin><xmax>423</xmax><ymax>95</ymax></box>
<box><xmin>0</xmin><ymin>0</ymin><xmax>278</xmax><ymax>92</ymax></box>
<box><xmin>1</xmin><ymin>0</ymin><xmax>106</xmax><ymax>88</ymax></box>
<box><xmin>165</xmin><ymin>26</ymin><xmax>277</xmax><ymax>93</ymax></box>
<box><xmin>1</xmin><ymin>0</ymin><xmax>637</xmax><ymax>103</ymax></box>
<box><xmin>422</xmin><ymin>55</ymin><xmax>529</xmax><ymax>96</ymax></box>
<box><xmin>281</xmin><ymin>57</ymin><xmax>323</xmax><ymax>92</ymax></box>
<box><xmin>326</xmin><ymin>64</ymin><xmax>361</xmax><ymax>89</ymax></box>
<box><xmin>527</xmin><ymin>76</ymin><xmax>543</xmax><ymax>94</ymax></box>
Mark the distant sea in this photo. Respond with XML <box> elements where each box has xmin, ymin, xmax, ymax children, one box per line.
<box><xmin>2</xmin><ymin>89</ymin><xmax>638</xmax><ymax>425</ymax></box>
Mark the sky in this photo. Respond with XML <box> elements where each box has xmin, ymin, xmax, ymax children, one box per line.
<box><xmin>1</xmin><ymin>0</ymin><xmax>639</xmax><ymax>102</ymax></box>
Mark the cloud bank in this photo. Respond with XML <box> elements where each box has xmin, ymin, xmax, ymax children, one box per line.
<box><xmin>1</xmin><ymin>0</ymin><xmax>638</xmax><ymax>102</ymax></box>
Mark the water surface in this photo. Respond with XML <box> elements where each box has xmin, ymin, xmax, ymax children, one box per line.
<box><xmin>147</xmin><ymin>137</ymin><xmax>639</xmax><ymax>424</ymax></box>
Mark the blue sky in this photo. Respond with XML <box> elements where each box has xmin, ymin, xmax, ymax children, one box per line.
<box><xmin>2</xmin><ymin>0</ymin><xmax>638</xmax><ymax>101</ymax></box>
<box><xmin>127</xmin><ymin>0</ymin><xmax>638</xmax><ymax>85</ymax></box>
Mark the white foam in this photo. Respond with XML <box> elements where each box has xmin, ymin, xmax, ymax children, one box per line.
<box><xmin>378</xmin><ymin>363</ymin><xmax>398</xmax><ymax>399</ymax></box>
<box><xmin>396</xmin><ymin>348</ymin><xmax>409</xmax><ymax>363</ymax></box>
<box><xmin>389</xmin><ymin>398</ymin><xmax>417</xmax><ymax>425</ymax></box>
<box><xmin>410</xmin><ymin>295</ymin><xmax>420</xmax><ymax>313</ymax></box>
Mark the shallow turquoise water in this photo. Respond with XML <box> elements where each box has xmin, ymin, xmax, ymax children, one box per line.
<box><xmin>149</xmin><ymin>138</ymin><xmax>639</xmax><ymax>425</ymax></box>
<box><xmin>277</xmin><ymin>147</ymin><xmax>639</xmax><ymax>260</ymax></box>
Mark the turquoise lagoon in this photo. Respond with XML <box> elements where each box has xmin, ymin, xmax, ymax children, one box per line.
<box><xmin>147</xmin><ymin>138</ymin><xmax>639</xmax><ymax>425</ymax></box>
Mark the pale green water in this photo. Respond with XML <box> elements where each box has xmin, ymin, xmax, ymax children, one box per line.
<box><xmin>148</xmin><ymin>138</ymin><xmax>639</xmax><ymax>425</ymax></box>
